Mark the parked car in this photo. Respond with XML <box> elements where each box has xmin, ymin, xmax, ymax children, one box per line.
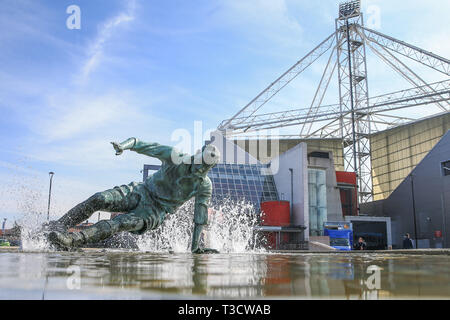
<box><xmin>0</xmin><ymin>239</ymin><xmax>11</xmax><ymax>247</ymax></box>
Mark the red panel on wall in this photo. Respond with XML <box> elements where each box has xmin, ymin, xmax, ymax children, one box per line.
<box><xmin>336</xmin><ymin>171</ymin><xmax>357</xmax><ymax>185</ymax></box>
<box><xmin>260</xmin><ymin>201</ymin><xmax>290</xmax><ymax>226</ymax></box>
<box><xmin>261</xmin><ymin>201</ymin><xmax>291</xmax><ymax>249</ymax></box>
<box><xmin>336</xmin><ymin>171</ymin><xmax>358</xmax><ymax>216</ymax></box>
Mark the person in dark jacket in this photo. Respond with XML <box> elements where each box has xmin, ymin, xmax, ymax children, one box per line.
<box><xmin>403</xmin><ymin>233</ymin><xmax>414</xmax><ymax>249</ymax></box>
<box><xmin>354</xmin><ymin>237</ymin><xmax>367</xmax><ymax>250</ymax></box>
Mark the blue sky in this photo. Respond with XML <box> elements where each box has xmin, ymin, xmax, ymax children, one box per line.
<box><xmin>1</xmin><ymin>0</ymin><xmax>449</xmax><ymax>227</ymax></box>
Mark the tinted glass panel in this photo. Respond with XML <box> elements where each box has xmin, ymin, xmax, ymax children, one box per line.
<box><xmin>208</xmin><ymin>164</ymin><xmax>279</xmax><ymax>212</ymax></box>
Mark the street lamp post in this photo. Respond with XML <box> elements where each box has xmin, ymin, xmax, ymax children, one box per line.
<box><xmin>2</xmin><ymin>218</ymin><xmax>6</xmax><ymax>236</ymax></box>
<box><xmin>410</xmin><ymin>174</ymin><xmax>419</xmax><ymax>249</ymax></box>
<box><xmin>289</xmin><ymin>168</ymin><xmax>294</xmax><ymax>226</ymax></box>
<box><xmin>47</xmin><ymin>172</ymin><xmax>55</xmax><ymax>222</ymax></box>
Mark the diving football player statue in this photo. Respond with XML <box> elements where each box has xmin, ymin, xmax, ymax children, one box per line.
<box><xmin>46</xmin><ymin>138</ymin><xmax>220</xmax><ymax>254</ymax></box>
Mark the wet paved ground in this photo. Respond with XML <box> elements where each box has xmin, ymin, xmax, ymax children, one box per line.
<box><xmin>0</xmin><ymin>249</ymin><xmax>449</xmax><ymax>299</ymax></box>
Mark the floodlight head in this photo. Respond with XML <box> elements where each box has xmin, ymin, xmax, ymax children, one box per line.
<box><xmin>339</xmin><ymin>0</ymin><xmax>361</xmax><ymax>19</ymax></box>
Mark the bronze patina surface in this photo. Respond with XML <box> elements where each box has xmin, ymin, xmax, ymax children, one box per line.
<box><xmin>47</xmin><ymin>138</ymin><xmax>220</xmax><ymax>254</ymax></box>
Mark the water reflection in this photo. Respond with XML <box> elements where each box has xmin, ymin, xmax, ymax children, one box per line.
<box><xmin>0</xmin><ymin>252</ymin><xmax>449</xmax><ymax>299</ymax></box>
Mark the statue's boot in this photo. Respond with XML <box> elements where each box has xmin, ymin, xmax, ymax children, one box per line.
<box><xmin>57</xmin><ymin>193</ymin><xmax>108</xmax><ymax>228</ymax></box>
<box><xmin>40</xmin><ymin>195</ymin><xmax>102</xmax><ymax>240</ymax></box>
<box><xmin>48</xmin><ymin>230</ymin><xmax>85</xmax><ymax>249</ymax></box>
<box><xmin>39</xmin><ymin>200</ymin><xmax>93</xmax><ymax>238</ymax></box>
<box><xmin>30</xmin><ymin>221</ymin><xmax>67</xmax><ymax>244</ymax></box>
<box><xmin>41</xmin><ymin>220</ymin><xmax>67</xmax><ymax>233</ymax></box>
<box><xmin>48</xmin><ymin>215</ymin><xmax>144</xmax><ymax>249</ymax></box>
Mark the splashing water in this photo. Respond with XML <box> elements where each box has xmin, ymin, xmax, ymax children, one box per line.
<box><xmin>16</xmin><ymin>195</ymin><xmax>265</xmax><ymax>253</ymax></box>
<box><xmin>207</xmin><ymin>198</ymin><xmax>265</xmax><ymax>253</ymax></box>
<box><xmin>19</xmin><ymin>214</ymin><xmax>51</xmax><ymax>252</ymax></box>
<box><xmin>8</xmin><ymin>161</ymin><xmax>265</xmax><ymax>253</ymax></box>
<box><xmin>8</xmin><ymin>166</ymin><xmax>50</xmax><ymax>251</ymax></box>
<box><xmin>13</xmin><ymin>177</ymin><xmax>51</xmax><ymax>252</ymax></box>
<box><xmin>136</xmin><ymin>201</ymin><xmax>194</xmax><ymax>253</ymax></box>
<box><xmin>137</xmin><ymin>198</ymin><xmax>266</xmax><ymax>254</ymax></box>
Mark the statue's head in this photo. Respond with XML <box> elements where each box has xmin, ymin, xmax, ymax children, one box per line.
<box><xmin>192</xmin><ymin>144</ymin><xmax>220</xmax><ymax>175</ymax></box>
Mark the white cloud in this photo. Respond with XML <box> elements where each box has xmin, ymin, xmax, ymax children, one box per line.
<box><xmin>77</xmin><ymin>0</ymin><xmax>137</xmax><ymax>84</ymax></box>
<box><xmin>0</xmin><ymin>0</ymin><xmax>78</xmax><ymax>52</ymax></box>
<box><xmin>36</xmin><ymin>93</ymin><xmax>135</xmax><ymax>142</ymax></box>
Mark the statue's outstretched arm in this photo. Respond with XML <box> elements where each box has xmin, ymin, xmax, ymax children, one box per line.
<box><xmin>111</xmin><ymin>138</ymin><xmax>175</xmax><ymax>162</ymax></box>
<box><xmin>111</xmin><ymin>138</ymin><xmax>136</xmax><ymax>155</ymax></box>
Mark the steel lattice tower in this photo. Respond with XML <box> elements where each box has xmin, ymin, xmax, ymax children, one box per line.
<box><xmin>336</xmin><ymin>1</ymin><xmax>372</xmax><ymax>203</ymax></box>
<box><xmin>218</xmin><ymin>0</ymin><xmax>450</xmax><ymax>206</ymax></box>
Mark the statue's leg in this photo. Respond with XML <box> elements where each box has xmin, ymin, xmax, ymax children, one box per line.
<box><xmin>57</xmin><ymin>187</ymin><xmax>140</xmax><ymax>228</ymax></box>
<box><xmin>48</xmin><ymin>213</ymin><xmax>145</xmax><ymax>248</ymax></box>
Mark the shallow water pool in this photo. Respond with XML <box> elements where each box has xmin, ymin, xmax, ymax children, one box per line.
<box><xmin>0</xmin><ymin>250</ymin><xmax>449</xmax><ymax>299</ymax></box>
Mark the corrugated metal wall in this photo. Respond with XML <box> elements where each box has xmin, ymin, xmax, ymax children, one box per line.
<box><xmin>371</xmin><ymin>113</ymin><xmax>450</xmax><ymax>200</ymax></box>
